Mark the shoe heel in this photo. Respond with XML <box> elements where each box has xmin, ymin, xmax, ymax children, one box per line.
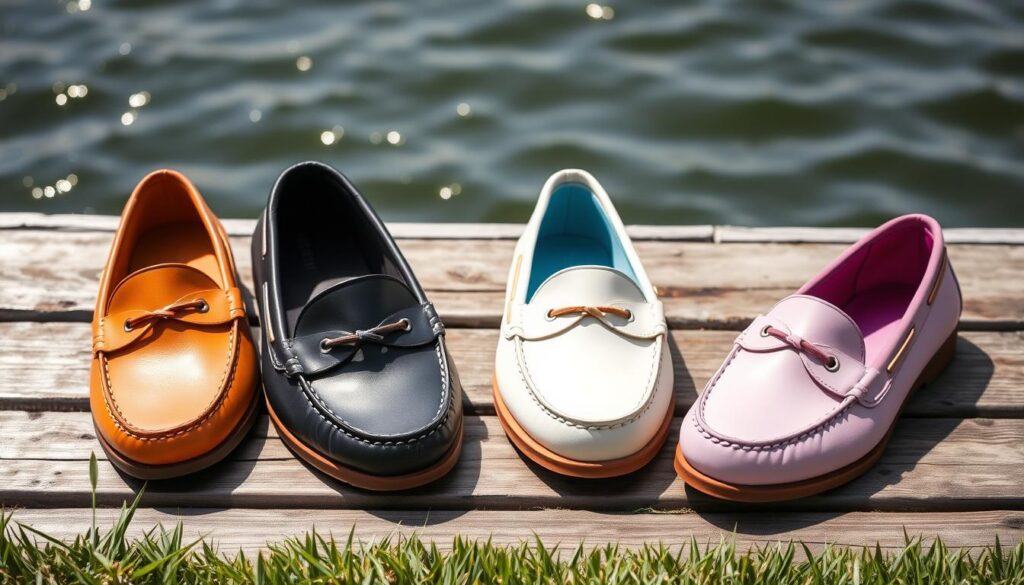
<box><xmin>915</xmin><ymin>330</ymin><xmax>957</xmax><ymax>389</ymax></box>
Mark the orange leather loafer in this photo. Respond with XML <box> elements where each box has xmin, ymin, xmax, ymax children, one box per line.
<box><xmin>90</xmin><ymin>170</ymin><xmax>259</xmax><ymax>479</ymax></box>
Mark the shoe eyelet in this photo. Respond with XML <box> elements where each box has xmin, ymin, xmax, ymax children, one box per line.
<box><xmin>760</xmin><ymin>325</ymin><xmax>771</xmax><ymax>337</ymax></box>
<box><xmin>123</xmin><ymin>320</ymin><xmax>134</xmax><ymax>333</ymax></box>
<box><xmin>196</xmin><ymin>299</ymin><xmax>209</xmax><ymax>313</ymax></box>
<box><xmin>380</xmin><ymin>346</ymin><xmax>389</xmax><ymax>354</ymax></box>
<box><xmin>319</xmin><ymin>339</ymin><xmax>331</xmax><ymax>353</ymax></box>
<box><xmin>400</xmin><ymin>318</ymin><xmax>411</xmax><ymax>331</ymax></box>
<box><xmin>825</xmin><ymin>355</ymin><xmax>840</xmax><ymax>372</ymax></box>
<box><xmin>545</xmin><ymin>310</ymin><xmax>556</xmax><ymax>321</ymax></box>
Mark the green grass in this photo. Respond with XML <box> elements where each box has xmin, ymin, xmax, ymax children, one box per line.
<box><xmin>1</xmin><ymin>456</ymin><xmax>1022</xmax><ymax>584</ymax></box>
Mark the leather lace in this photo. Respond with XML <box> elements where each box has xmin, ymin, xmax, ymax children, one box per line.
<box><xmin>124</xmin><ymin>298</ymin><xmax>208</xmax><ymax>331</ymax></box>
<box><xmin>547</xmin><ymin>305</ymin><xmax>632</xmax><ymax>320</ymax></box>
<box><xmin>762</xmin><ymin>325</ymin><xmax>838</xmax><ymax>370</ymax></box>
<box><xmin>320</xmin><ymin>318</ymin><xmax>411</xmax><ymax>350</ymax></box>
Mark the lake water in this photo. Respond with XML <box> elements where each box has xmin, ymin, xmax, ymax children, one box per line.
<box><xmin>2</xmin><ymin>0</ymin><xmax>1023</xmax><ymax>226</ymax></box>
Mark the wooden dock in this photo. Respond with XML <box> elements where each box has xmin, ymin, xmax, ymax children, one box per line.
<box><xmin>1</xmin><ymin>213</ymin><xmax>1022</xmax><ymax>554</ymax></box>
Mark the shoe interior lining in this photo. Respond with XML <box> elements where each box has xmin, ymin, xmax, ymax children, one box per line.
<box><xmin>123</xmin><ymin>177</ymin><xmax>221</xmax><ymax>287</ymax></box>
<box><xmin>804</xmin><ymin>219</ymin><xmax>935</xmax><ymax>364</ymax></box>
<box><xmin>274</xmin><ymin>168</ymin><xmax>402</xmax><ymax>333</ymax></box>
<box><xmin>525</xmin><ymin>183</ymin><xmax>639</xmax><ymax>301</ymax></box>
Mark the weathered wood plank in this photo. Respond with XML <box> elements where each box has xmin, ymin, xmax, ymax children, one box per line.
<box><xmin>8</xmin><ymin>508</ymin><xmax>1022</xmax><ymax>555</ymax></box>
<box><xmin>0</xmin><ymin>324</ymin><xmax>1017</xmax><ymax>417</ymax></box>
<box><xmin>0</xmin><ymin>214</ymin><xmax>716</xmax><ymax>241</ymax></box>
<box><xmin>716</xmin><ymin>226</ymin><xmax>1024</xmax><ymax>245</ymax></box>
<box><xmin>4</xmin><ymin>213</ymin><xmax>1021</xmax><ymax>244</ymax></box>
<box><xmin>1</xmin><ymin>413</ymin><xmax>1021</xmax><ymax>511</ymax></box>
<box><xmin>1</xmin><ymin>230</ymin><xmax>1021</xmax><ymax>328</ymax></box>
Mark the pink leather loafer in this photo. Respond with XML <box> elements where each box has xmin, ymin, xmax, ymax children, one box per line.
<box><xmin>676</xmin><ymin>214</ymin><xmax>962</xmax><ymax>502</ymax></box>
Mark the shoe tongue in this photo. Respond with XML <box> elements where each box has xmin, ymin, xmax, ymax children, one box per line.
<box><xmin>107</xmin><ymin>264</ymin><xmax>219</xmax><ymax>314</ymax></box>
<box><xmin>294</xmin><ymin>274</ymin><xmax>418</xmax><ymax>336</ymax></box>
<box><xmin>768</xmin><ymin>295</ymin><xmax>866</xmax><ymax>362</ymax></box>
<box><xmin>530</xmin><ymin>266</ymin><xmax>646</xmax><ymax>306</ymax></box>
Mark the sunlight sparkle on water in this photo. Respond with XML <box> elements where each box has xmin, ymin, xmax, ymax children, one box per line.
<box><xmin>30</xmin><ymin>173</ymin><xmax>79</xmax><ymax>201</ymax></box>
<box><xmin>439</xmin><ymin>183</ymin><xmax>462</xmax><ymax>200</ymax></box>
<box><xmin>128</xmin><ymin>92</ymin><xmax>150</xmax><ymax>108</ymax></box>
<box><xmin>586</xmin><ymin>4</ymin><xmax>614</xmax><ymax>20</ymax></box>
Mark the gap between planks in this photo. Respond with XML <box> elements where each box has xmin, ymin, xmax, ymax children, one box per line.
<box><xmin>3</xmin><ymin>213</ymin><xmax>1023</xmax><ymax>244</ymax></box>
<box><xmin>2</xmin><ymin>412</ymin><xmax>1022</xmax><ymax>512</ymax></box>
<box><xmin>1</xmin><ymin>230</ymin><xmax>1022</xmax><ymax>329</ymax></box>
<box><xmin>1</xmin><ymin>323</ymin><xmax>1020</xmax><ymax>418</ymax></box>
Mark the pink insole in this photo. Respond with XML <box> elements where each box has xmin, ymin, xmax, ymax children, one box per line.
<box><xmin>841</xmin><ymin>283</ymin><xmax>917</xmax><ymax>365</ymax></box>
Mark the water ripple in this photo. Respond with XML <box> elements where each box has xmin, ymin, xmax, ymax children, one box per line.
<box><xmin>1</xmin><ymin>0</ymin><xmax>1022</xmax><ymax>226</ymax></box>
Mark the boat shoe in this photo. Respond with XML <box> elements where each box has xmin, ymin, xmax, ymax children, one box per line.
<box><xmin>676</xmin><ymin>214</ymin><xmax>962</xmax><ymax>502</ymax></box>
<box><xmin>252</xmin><ymin>161</ymin><xmax>463</xmax><ymax>491</ymax></box>
<box><xmin>493</xmin><ymin>169</ymin><xmax>674</xmax><ymax>478</ymax></box>
<box><xmin>90</xmin><ymin>170</ymin><xmax>259</xmax><ymax>479</ymax></box>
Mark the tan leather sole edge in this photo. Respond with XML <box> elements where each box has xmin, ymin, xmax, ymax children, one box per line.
<box><xmin>674</xmin><ymin>330</ymin><xmax>959</xmax><ymax>503</ymax></box>
<box><xmin>94</xmin><ymin>391</ymin><xmax>261</xmax><ymax>481</ymax></box>
<box><xmin>492</xmin><ymin>373</ymin><xmax>674</xmax><ymax>479</ymax></box>
<box><xmin>265</xmin><ymin>395</ymin><xmax>463</xmax><ymax>492</ymax></box>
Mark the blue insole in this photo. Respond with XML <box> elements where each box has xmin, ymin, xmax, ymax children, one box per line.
<box><xmin>525</xmin><ymin>183</ymin><xmax>638</xmax><ymax>300</ymax></box>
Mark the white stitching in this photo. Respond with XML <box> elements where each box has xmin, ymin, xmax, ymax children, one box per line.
<box><xmin>100</xmin><ymin>323</ymin><xmax>239</xmax><ymax>442</ymax></box>
<box><xmin>691</xmin><ymin>402</ymin><xmax>853</xmax><ymax>452</ymax></box>
<box><xmin>297</xmin><ymin>339</ymin><xmax>452</xmax><ymax>446</ymax></box>
<box><xmin>696</xmin><ymin>343</ymin><xmax>855</xmax><ymax>451</ymax></box>
<box><xmin>512</xmin><ymin>337</ymin><xmax>663</xmax><ymax>431</ymax></box>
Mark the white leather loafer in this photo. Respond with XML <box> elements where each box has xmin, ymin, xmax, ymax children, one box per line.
<box><xmin>493</xmin><ymin>169</ymin><xmax>674</xmax><ymax>478</ymax></box>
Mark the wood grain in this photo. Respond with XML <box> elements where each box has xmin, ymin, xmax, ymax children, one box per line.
<box><xmin>0</xmin><ymin>323</ymin><xmax>1019</xmax><ymax>417</ymax></box>
<box><xmin>2</xmin><ymin>215</ymin><xmax>1021</xmax><ymax>550</ymax></box>
<box><xmin>4</xmin><ymin>213</ymin><xmax>1020</xmax><ymax>244</ymax></box>
<box><xmin>8</xmin><ymin>508</ymin><xmax>1023</xmax><ymax>555</ymax></box>
<box><xmin>1</xmin><ymin>412</ymin><xmax>1022</xmax><ymax>512</ymax></box>
<box><xmin>2</xmin><ymin>230</ymin><xmax>1022</xmax><ymax>328</ymax></box>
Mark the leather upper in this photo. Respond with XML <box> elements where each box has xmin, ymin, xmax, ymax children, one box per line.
<box><xmin>253</xmin><ymin>161</ymin><xmax>462</xmax><ymax>477</ymax></box>
<box><xmin>680</xmin><ymin>214</ymin><xmax>963</xmax><ymax>485</ymax></box>
<box><xmin>495</xmin><ymin>169</ymin><xmax>674</xmax><ymax>462</ymax></box>
<box><xmin>90</xmin><ymin>170</ymin><xmax>258</xmax><ymax>466</ymax></box>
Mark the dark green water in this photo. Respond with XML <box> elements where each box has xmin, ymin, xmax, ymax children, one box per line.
<box><xmin>2</xmin><ymin>0</ymin><xmax>1023</xmax><ymax>226</ymax></box>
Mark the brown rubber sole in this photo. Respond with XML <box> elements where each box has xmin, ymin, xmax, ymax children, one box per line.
<box><xmin>95</xmin><ymin>391</ymin><xmax>261</xmax><ymax>481</ymax></box>
<box><xmin>493</xmin><ymin>374</ymin><xmax>674</xmax><ymax>479</ymax></box>
<box><xmin>674</xmin><ymin>330</ymin><xmax>959</xmax><ymax>502</ymax></box>
<box><xmin>265</xmin><ymin>395</ymin><xmax>463</xmax><ymax>492</ymax></box>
